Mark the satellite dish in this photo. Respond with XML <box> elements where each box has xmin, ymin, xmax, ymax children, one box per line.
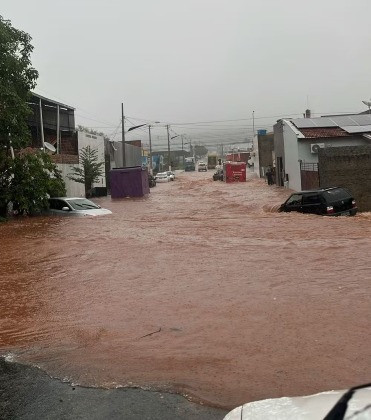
<box><xmin>44</xmin><ymin>142</ymin><xmax>56</xmax><ymax>154</ymax></box>
<box><xmin>362</xmin><ymin>100</ymin><xmax>371</xmax><ymax>108</ymax></box>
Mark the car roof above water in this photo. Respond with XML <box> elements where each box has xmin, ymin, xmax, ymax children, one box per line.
<box><xmin>296</xmin><ymin>187</ymin><xmax>344</xmax><ymax>194</ymax></box>
<box><xmin>50</xmin><ymin>197</ymin><xmax>89</xmax><ymax>201</ymax></box>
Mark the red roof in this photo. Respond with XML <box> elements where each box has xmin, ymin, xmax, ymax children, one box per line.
<box><xmin>298</xmin><ymin>127</ymin><xmax>350</xmax><ymax>138</ymax></box>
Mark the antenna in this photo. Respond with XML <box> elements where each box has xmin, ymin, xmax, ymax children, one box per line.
<box><xmin>43</xmin><ymin>142</ymin><xmax>56</xmax><ymax>155</ymax></box>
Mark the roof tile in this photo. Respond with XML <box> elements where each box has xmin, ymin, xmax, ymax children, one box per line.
<box><xmin>298</xmin><ymin>127</ymin><xmax>350</xmax><ymax>138</ymax></box>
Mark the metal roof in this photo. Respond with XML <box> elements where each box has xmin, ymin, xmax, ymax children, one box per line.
<box><xmin>291</xmin><ymin>114</ymin><xmax>371</xmax><ymax>134</ymax></box>
<box><xmin>30</xmin><ymin>92</ymin><xmax>75</xmax><ymax>110</ymax></box>
<box><xmin>340</xmin><ymin>125</ymin><xmax>371</xmax><ymax>134</ymax></box>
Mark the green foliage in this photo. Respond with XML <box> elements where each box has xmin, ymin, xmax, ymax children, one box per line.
<box><xmin>0</xmin><ymin>15</ymin><xmax>40</xmax><ymax>217</ymax></box>
<box><xmin>10</xmin><ymin>152</ymin><xmax>66</xmax><ymax>215</ymax></box>
<box><xmin>0</xmin><ymin>15</ymin><xmax>38</xmax><ymax>151</ymax></box>
<box><xmin>68</xmin><ymin>146</ymin><xmax>104</xmax><ymax>197</ymax></box>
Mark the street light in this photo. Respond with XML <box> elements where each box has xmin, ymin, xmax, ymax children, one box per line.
<box><xmin>126</xmin><ymin>122</ymin><xmax>160</xmax><ymax>173</ymax></box>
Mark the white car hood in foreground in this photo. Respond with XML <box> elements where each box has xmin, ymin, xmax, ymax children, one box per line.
<box><xmin>224</xmin><ymin>388</ymin><xmax>371</xmax><ymax>420</ymax></box>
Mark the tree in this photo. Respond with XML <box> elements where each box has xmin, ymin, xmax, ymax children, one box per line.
<box><xmin>10</xmin><ymin>151</ymin><xmax>66</xmax><ymax>215</ymax></box>
<box><xmin>68</xmin><ymin>146</ymin><xmax>104</xmax><ymax>198</ymax></box>
<box><xmin>0</xmin><ymin>15</ymin><xmax>39</xmax><ymax>217</ymax></box>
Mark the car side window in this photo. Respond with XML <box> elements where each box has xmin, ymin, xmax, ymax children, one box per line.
<box><xmin>302</xmin><ymin>194</ymin><xmax>321</xmax><ymax>205</ymax></box>
<box><xmin>286</xmin><ymin>194</ymin><xmax>302</xmax><ymax>206</ymax></box>
<box><xmin>54</xmin><ymin>199</ymin><xmax>69</xmax><ymax>210</ymax></box>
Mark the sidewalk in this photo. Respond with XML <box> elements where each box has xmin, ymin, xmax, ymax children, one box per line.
<box><xmin>0</xmin><ymin>358</ymin><xmax>227</xmax><ymax>420</ymax></box>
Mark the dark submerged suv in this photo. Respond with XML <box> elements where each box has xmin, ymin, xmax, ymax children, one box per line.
<box><xmin>279</xmin><ymin>187</ymin><xmax>357</xmax><ymax>216</ymax></box>
<box><xmin>213</xmin><ymin>168</ymin><xmax>223</xmax><ymax>181</ymax></box>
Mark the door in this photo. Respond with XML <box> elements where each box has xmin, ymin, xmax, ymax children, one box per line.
<box><xmin>301</xmin><ymin>194</ymin><xmax>322</xmax><ymax>214</ymax></box>
<box><xmin>283</xmin><ymin>194</ymin><xmax>303</xmax><ymax>212</ymax></box>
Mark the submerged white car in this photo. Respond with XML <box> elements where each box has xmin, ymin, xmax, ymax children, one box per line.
<box><xmin>48</xmin><ymin>198</ymin><xmax>112</xmax><ymax>217</ymax></box>
<box><xmin>166</xmin><ymin>171</ymin><xmax>175</xmax><ymax>181</ymax></box>
<box><xmin>155</xmin><ymin>172</ymin><xmax>170</xmax><ymax>182</ymax></box>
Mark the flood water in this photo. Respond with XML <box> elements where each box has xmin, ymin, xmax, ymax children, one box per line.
<box><xmin>1</xmin><ymin>172</ymin><xmax>370</xmax><ymax>409</ymax></box>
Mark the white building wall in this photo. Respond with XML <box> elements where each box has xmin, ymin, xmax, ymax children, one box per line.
<box><xmin>56</xmin><ymin>163</ymin><xmax>85</xmax><ymax>197</ymax></box>
<box><xmin>251</xmin><ymin>134</ymin><xmax>260</xmax><ymax>176</ymax></box>
<box><xmin>77</xmin><ymin>132</ymin><xmax>106</xmax><ymax>188</ymax></box>
<box><xmin>283</xmin><ymin>121</ymin><xmax>301</xmax><ymax>191</ymax></box>
<box><xmin>56</xmin><ymin>131</ymin><xmax>106</xmax><ymax>197</ymax></box>
<box><xmin>298</xmin><ymin>137</ymin><xmax>369</xmax><ymax>164</ymax></box>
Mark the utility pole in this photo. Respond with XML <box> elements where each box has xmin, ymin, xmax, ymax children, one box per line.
<box><xmin>121</xmin><ymin>102</ymin><xmax>126</xmax><ymax>167</ymax></box>
<box><xmin>167</xmin><ymin>125</ymin><xmax>171</xmax><ymax>170</ymax></box>
<box><xmin>252</xmin><ymin>110</ymin><xmax>255</xmax><ymax>139</ymax></box>
<box><xmin>181</xmin><ymin>135</ymin><xmax>184</xmax><ymax>169</ymax></box>
<box><xmin>148</xmin><ymin>125</ymin><xmax>153</xmax><ymax>174</ymax></box>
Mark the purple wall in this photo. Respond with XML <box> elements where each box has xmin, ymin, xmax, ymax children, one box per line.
<box><xmin>110</xmin><ymin>166</ymin><xmax>150</xmax><ymax>198</ymax></box>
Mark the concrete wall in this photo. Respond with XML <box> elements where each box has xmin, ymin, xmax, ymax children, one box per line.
<box><xmin>56</xmin><ymin>163</ymin><xmax>85</xmax><ymax>197</ymax></box>
<box><xmin>78</xmin><ymin>132</ymin><xmax>106</xmax><ymax>188</ymax></box>
<box><xmin>56</xmin><ymin>131</ymin><xmax>107</xmax><ymax>197</ymax></box>
<box><xmin>318</xmin><ymin>146</ymin><xmax>371</xmax><ymax>211</ymax></box>
<box><xmin>108</xmin><ymin>141</ymin><xmax>142</xmax><ymax>169</ymax></box>
<box><xmin>283</xmin><ymin>121</ymin><xmax>301</xmax><ymax>191</ymax></box>
<box><xmin>258</xmin><ymin>133</ymin><xmax>274</xmax><ymax>177</ymax></box>
<box><xmin>274</xmin><ymin>120</ymin><xmax>285</xmax><ymax>186</ymax></box>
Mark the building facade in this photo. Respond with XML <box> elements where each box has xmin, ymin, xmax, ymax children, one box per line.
<box><xmin>273</xmin><ymin>114</ymin><xmax>371</xmax><ymax>191</ymax></box>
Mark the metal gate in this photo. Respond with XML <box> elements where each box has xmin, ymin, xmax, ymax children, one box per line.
<box><xmin>300</xmin><ymin>162</ymin><xmax>319</xmax><ymax>190</ymax></box>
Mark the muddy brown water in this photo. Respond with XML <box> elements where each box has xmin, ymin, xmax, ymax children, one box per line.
<box><xmin>1</xmin><ymin>172</ymin><xmax>370</xmax><ymax>409</ymax></box>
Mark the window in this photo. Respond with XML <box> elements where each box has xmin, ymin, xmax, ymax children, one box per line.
<box><xmin>303</xmin><ymin>194</ymin><xmax>321</xmax><ymax>205</ymax></box>
<box><xmin>49</xmin><ymin>199</ymin><xmax>69</xmax><ymax>210</ymax></box>
<box><xmin>286</xmin><ymin>194</ymin><xmax>302</xmax><ymax>206</ymax></box>
<box><xmin>323</xmin><ymin>188</ymin><xmax>351</xmax><ymax>202</ymax></box>
<box><xmin>67</xmin><ymin>199</ymin><xmax>99</xmax><ymax>210</ymax></box>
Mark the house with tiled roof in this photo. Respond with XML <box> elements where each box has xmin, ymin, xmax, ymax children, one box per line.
<box><xmin>273</xmin><ymin>113</ymin><xmax>371</xmax><ymax>191</ymax></box>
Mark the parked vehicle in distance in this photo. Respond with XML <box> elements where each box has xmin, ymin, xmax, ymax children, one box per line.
<box><xmin>279</xmin><ymin>187</ymin><xmax>357</xmax><ymax>216</ymax></box>
<box><xmin>48</xmin><ymin>198</ymin><xmax>112</xmax><ymax>217</ymax></box>
<box><xmin>198</xmin><ymin>162</ymin><xmax>207</xmax><ymax>172</ymax></box>
<box><xmin>213</xmin><ymin>168</ymin><xmax>223</xmax><ymax>181</ymax></box>
<box><xmin>208</xmin><ymin>154</ymin><xmax>217</xmax><ymax>169</ymax></box>
<box><xmin>166</xmin><ymin>171</ymin><xmax>175</xmax><ymax>181</ymax></box>
<box><xmin>185</xmin><ymin>157</ymin><xmax>195</xmax><ymax>171</ymax></box>
<box><xmin>148</xmin><ymin>174</ymin><xmax>156</xmax><ymax>188</ymax></box>
<box><xmin>155</xmin><ymin>172</ymin><xmax>170</xmax><ymax>182</ymax></box>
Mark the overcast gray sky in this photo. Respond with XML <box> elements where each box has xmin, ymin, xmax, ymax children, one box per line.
<box><xmin>2</xmin><ymin>0</ymin><xmax>371</xmax><ymax>148</ymax></box>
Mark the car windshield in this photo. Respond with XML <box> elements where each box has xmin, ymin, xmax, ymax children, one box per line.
<box><xmin>66</xmin><ymin>199</ymin><xmax>100</xmax><ymax>210</ymax></box>
<box><xmin>323</xmin><ymin>188</ymin><xmax>351</xmax><ymax>202</ymax></box>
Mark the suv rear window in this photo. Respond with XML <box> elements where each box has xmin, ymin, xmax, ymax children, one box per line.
<box><xmin>323</xmin><ymin>188</ymin><xmax>351</xmax><ymax>202</ymax></box>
